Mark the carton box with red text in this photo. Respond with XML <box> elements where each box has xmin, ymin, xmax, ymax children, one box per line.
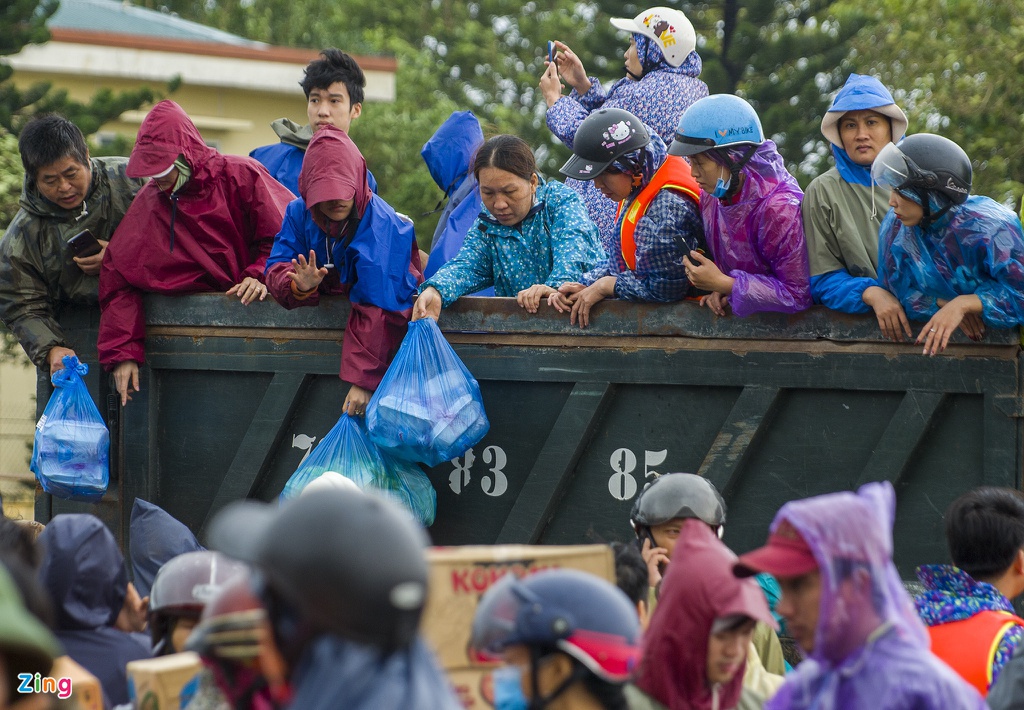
<box><xmin>423</xmin><ymin>544</ymin><xmax>615</xmax><ymax>709</ymax></box>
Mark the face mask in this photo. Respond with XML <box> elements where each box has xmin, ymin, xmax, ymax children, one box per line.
<box><xmin>711</xmin><ymin>174</ymin><xmax>731</xmax><ymax>199</ymax></box>
<box><xmin>493</xmin><ymin>666</ymin><xmax>529</xmax><ymax>710</ymax></box>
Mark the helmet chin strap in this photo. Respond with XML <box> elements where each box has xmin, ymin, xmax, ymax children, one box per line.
<box><xmin>528</xmin><ymin>650</ymin><xmax>588</xmax><ymax>710</ymax></box>
<box><xmin>716</xmin><ymin>145</ymin><xmax>758</xmax><ymax>200</ymax></box>
<box><xmin>626</xmin><ymin>68</ymin><xmax>644</xmax><ymax>81</ymax></box>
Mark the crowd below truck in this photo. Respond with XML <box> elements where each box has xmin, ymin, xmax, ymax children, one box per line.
<box><xmin>2</xmin><ymin>3</ymin><xmax>1024</xmax><ymax>708</ymax></box>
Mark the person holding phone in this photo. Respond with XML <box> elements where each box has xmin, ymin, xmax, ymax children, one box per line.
<box><xmin>264</xmin><ymin>125</ymin><xmax>422</xmax><ymax>417</ymax></box>
<box><xmin>0</xmin><ymin>114</ymin><xmax>144</xmax><ymax>375</ymax></box>
<box><xmin>540</xmin><ymin>7</ymin><xmax>708</xmax><ymax>253</ymax></box>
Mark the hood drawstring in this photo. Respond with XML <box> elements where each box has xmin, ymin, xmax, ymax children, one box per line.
<box><xmin>75</xmin><ymin>200</ymin><xmax>88</xmax><ymax>222</ymax></box>
<box><xmin>169</xmin><ymin>192</ymin><xmax>178</xmax><ymax>252</ymax></box>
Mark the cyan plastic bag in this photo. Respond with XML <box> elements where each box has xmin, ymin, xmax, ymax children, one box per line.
<box><xmin>367</xmin><ymin>318</ymin><xmax>489</xmax><ymax>467</ymax></box>
<box><xmin>378</xmin><ymin>452</ymin><xmax>437</xmax><ymax>527</ymax></box>
<box><xmin>281</xmin><ymin>414</ymin><xmax>438</xmax><ymax>526</ymax></box>
<box><xmin>30</xmin><ymin>355</ymin><xmax>109</xmax><ymax>502</ymax></box>
<box><xmin>280</xmin><ymin>413</ymin><xmax>386</xmax><ymax>501</ymax></box>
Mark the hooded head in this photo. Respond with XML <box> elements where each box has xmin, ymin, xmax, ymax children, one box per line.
<box><xmin>126</xmin><ymin>100</ymin><xmax>217</xmax><ymax>181</ymax></box>
<box><xmin>298</xmin><ymin>124</ymin><xmax>372</xmax><ymax>233</ymax></box>
<box><xmin>38</xmin><ymin>514</ymin><xmax>129</xmax><ymax>630</ymax></box>
<box><xmin>635</xmin><ymin>519</ymin><xmax>774</xmax><ymax>710</ymax></box>
<box><xmin>129</xmin><ymin>498</ymin><xmax>205</xmax><ymax>599</ymax></box>
<box><xmin>821</xmin><ymin>74</ymin><xmax>907</xmax><ymax>187</ymax></box>
<box><xmin>737</xmin><ymin>482</ymin><xmax>925</xmax><ymax>666</ymax></box>
<box><xmin>0</xmin><ymin>562</ymin><xmax>61</xmax><ymax>700</ymax></box>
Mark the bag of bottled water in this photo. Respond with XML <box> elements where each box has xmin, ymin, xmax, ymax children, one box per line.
<box><xmin>367</xmin><ymin>318</ymin><xmax>489</xmax><ymax>466</ymax></box>
<box><xmin>30</xmin><ymin>356</ymin><xmax>109</xmax><ymax>501</ymax></box>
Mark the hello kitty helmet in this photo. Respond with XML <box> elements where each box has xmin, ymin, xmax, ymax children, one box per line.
<box><xmin>560</xmin><ymin>108</ymin><xmax>651</xmax><ymax>181</ymax></box>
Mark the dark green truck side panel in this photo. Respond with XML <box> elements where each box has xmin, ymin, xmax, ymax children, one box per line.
<box><xmin>39</xmin><ymin>295</ymin><xmax>1023</xmax><ymax>577</ymax></box>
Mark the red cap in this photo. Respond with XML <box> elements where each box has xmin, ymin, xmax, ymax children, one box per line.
<box><xmin>733</xmin><ymin>520</ymin><xmax>819</xmax><ymax>578</ymax></box>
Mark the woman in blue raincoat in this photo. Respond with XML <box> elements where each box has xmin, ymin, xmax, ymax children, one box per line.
<box><xmin>872</xmin><ymin>133</ymin><xmax>1024</xmax><ymax>356</ymax></box>
<box><xmin>670</xmin><ymin>95</ymin><xmax>812</xmax><ymax>318</ymax></box>
<box><xmin>541</xmin><ymin>7</ymin><xmax>708</xmax><ymax>253</ymax></box>
<box><xmin>412</xmin><ymin>135</ymin><xmax>604</xmax><ymax>321</ymax></box>
<box><xmin>803</xmin><ymin>74</ymin><xmax>914</xmax><ymax>340</ymax></box>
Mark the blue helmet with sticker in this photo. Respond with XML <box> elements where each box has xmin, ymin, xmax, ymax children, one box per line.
<box><xmin>669</xmin><ymin>94</ymin><xmax>765</xmax><ymax>157</ymax></box>
<box><xmin>470</xmin><ymin>569</ymin><xmax>641</xmax><ymax>683</ymax></box>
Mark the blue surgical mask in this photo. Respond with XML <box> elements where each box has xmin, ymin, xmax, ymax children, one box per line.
<box><xmin>493</xmin><ymin>666</ymin><xmax>529</xmax><ymax>710</ymax></box>
<box><xmin>711</xmin><ymin>174</ymin><xmax>732</xmax><ymax>199</ymax></box>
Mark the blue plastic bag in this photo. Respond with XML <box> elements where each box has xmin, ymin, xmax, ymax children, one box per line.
<box><xmin>280</xmin><ymin>413</ymin><xmax>387</xmax><ymax>501</ymax></box>
<box><xmin>378</xmin><ymin>452</ymin><xmax>437</xmax><ymax>526</ymax></box>
<box><xmin>367</xmin><ymin>318</ymin><xmax>490</xmax><ymax>467</ymax></box>
<box><xmin>30</xmin><ymin>355</ymin><xmax>109</xmax><ymax>502</ymax></box>
<box><xmin>281</xmin><ymin>414</ymin><xmax>438</xmax><ymax>526</ymax></box>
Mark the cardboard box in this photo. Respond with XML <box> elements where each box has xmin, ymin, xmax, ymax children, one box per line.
<box><xmin>423</xmin><ymin>544</ymin><xmax>614</xmax><ymax>671</ymax></box>
<box><xmin>127</xmin><ymin>652</ymin><xmax>202</xmax><ymax>710</ymax></box>
<box><xmin>51</xmin><ymin>656</ymin><xmax>102</xmax><ymax>710</ymax></box>
<box><xmin>447</xmin><ymin>667</ymin><xmax>497</xmax><ymax>709</ymax></box>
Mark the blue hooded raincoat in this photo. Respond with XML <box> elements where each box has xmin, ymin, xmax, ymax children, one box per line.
<box><xmin>128</xmin><ymin>498</ymin><xmax>204</xmax><ymax>599</ymax></box>
<box><xmin>288</xmin><ymin>635</ymin><xmax>462</xmax><ymax>710</ymax></box>
<box><xmin>38</xmin><ymin>514</ymin><xmax>152</xmax><ymax>707</ymax></box>
<box><xmin>421</xmin><ymin>111</ymin><xmax>486</xmax><ymax>287</ymax></box>
<box><xmin>805</xmin><ymin>74</ymin><xmax>905</xmax><ymax>312</ymax></box>
<box><xmin>877</xmin><ymin>194</ymin><xmax>1024</xmax><ymax>328</ymax></box>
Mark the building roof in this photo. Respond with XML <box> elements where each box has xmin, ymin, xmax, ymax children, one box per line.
<box><xmin>48</xmin><ymin>0</ymin><xmax>267</xmax><ymax>48</ymax></box>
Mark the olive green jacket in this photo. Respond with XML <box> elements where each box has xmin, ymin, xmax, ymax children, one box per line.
<box><xmin>0</xmin><ymin>157</ymin><xmax>143</xmax><ymax>367</ymax></box>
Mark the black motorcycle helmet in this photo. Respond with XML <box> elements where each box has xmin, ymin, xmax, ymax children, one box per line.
<box><xmin>630</xmin><ymin>472</ymin><xmax>726</xmax><ymax>545</ymax></box>
<box><xmin>871</xmin><ymin>133</ymin><xmax>972</xmax><ymax>223</ymax></box>
<box><xmin>560</xmin><ymin>107</ymin><xmax>651</xmax><ymax>181</ymax></box>
<box><xmin>208</xmin><ymin>489</ymin><xmax>429</xmax><ymax>660</ymax></box>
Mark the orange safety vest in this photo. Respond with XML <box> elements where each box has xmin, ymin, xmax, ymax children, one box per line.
<box><xmin>616</xmin><ymin>154</ymin><xmax>701</xmax><ymax>271</ymax></box>
<box><xmin>928</xmin><ymin>609</ymin><xmax>1024</xmax><ymax>695</ymax></box>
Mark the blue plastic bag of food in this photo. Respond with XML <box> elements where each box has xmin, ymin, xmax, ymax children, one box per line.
<box><xmin>367</xmin><ymin>318</ymin><xmax>489</xmax><ymax>467</ymax></box>
<box><xmin>378</xmin><ymin>452</ymin><xmax>437</xmax><ymax>526</ymax></box>
<box><xmin>280</xmin><ymin>413</ymin><xmax>387</xmax><ymax>501</ymax></box>
<box><xmin>30</xmin><ymin>355</ymin><xmax>109</xmax><ymax>502</ymax></box>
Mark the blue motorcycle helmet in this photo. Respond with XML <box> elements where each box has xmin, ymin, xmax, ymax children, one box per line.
<box><xmin>669</xmin><ymin>94</ymin><xmax>765</xmax><ymax>199</ymax></box>
<box><xmin>471</xmin><ymin>569</ymin><xmax>640</xmax><ymax>709</ymax></box>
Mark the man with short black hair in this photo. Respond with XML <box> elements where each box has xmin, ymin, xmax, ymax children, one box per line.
<box><xmin>0</xmin><ymin>114</ymin><xmax>143</xmax><ymax>375</ymax></box>
<box><xmin>250</xmin><ymin>48</ymin><xmax>375</xmax><ymax>196</ymax></box>
<box><xmin>914</xmin><ymin>487</ymin><xmax>1024</xmax><ymax>695</ymax></box>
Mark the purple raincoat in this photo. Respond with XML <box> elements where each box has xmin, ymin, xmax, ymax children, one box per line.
<box><xmin>546</xmin><ymin>36</ymin><xmax>708</xmax><ymax>253</ymax></box>
<box><xmin>765</xmin><ymin>483</ymin><xmax>985</xmax><ymax>710</ymax></box>
<box><xmin>701</xmin><ymin>140</ymin><xmax>812</xmax><ymax>317</ymax></box>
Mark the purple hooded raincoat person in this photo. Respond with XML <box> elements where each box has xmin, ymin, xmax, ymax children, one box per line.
<box><xmin>671</xmin><ymin>94</ymin><xmax>812</xmax><ymax>317</ymax></box>
<box><xmin>734</xmin><ymin>482</ymin><xmax>985</xmax><ymax>710</ymax></box>
<box><xmin>541</xmin><ymin>7</ymin><xmax>708</xmax><ymax>253</ymax></box>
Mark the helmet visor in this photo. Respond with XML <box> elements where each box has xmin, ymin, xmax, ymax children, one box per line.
<box><xmin>871</xmin><ymin>142</ymin><xmax>912</xmax><ymax>192</ymax></box>
<box><xmin>470</xmin><ymin>575</ymin><xmax>531</xmax><ymax>659</ymax></box>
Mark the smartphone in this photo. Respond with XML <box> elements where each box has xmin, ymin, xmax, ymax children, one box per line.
<box><xmin>547</xmin><ymin>41</ymin><xmax>556</xmax><ymax>63</ymax></box>
<box><xmin>68</xmin><ymin>229</ymin><xmax>102</xmax><ymax>258</ymax></box>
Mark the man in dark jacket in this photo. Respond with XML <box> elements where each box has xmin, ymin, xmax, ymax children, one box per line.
<box><xmin>0</xmin><ymin>114</ymin><xmax>143</xmax><ymax>375</ymax></box>
<box><xmin>38</xmin><ymin>514</ymin><xmax>152</xmax><ymax>707</ymax></box>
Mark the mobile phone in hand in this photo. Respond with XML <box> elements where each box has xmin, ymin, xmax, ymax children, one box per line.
<box><xmin>548</xmin><ymin>41</ymin><xmax>556</xmax><ymax>63</ymax></box>
<box><xmin>68</xmin><ymin>229</ymin><xmax>102</xmax><ymax>258</ymax></box>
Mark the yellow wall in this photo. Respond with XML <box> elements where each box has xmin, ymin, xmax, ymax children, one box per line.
<box><xmin>0</xmin><ymin>354</ymin><xmax>37</xmax><ymax>520</ymax></box>
<box><xmin>13</xmin><ymin>70</ymin><xmax>306</xmax><ymax>157</ymax></box>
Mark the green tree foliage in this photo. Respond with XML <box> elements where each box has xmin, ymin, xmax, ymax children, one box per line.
<box><xmin>839</xmin><ymin>0</ymin><xmax>1024</xmax><ymax>205</ymax></box>
<box><xmin>1</xmin><ymin>1</ymin><xmax>162</xmax><ymax>135</ymax></box>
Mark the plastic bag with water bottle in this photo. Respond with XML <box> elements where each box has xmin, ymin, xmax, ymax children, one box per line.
<box><xmin>367</xmin><ymin>318</ymin><xmax>489</xmax><ymax>467</ymax></box>
<box><xmin>280</xmin><ymin>413</ymin><xmax>437</xmax><ymax>526</ymax></box>
<box><xmin>30</xmin><ymin>355</ymin><xmax>109</xmax><ymax>502</ymax></box>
